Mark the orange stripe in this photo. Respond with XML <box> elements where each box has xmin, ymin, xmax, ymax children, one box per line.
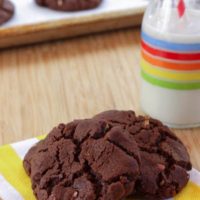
<box><xmin>141</xmin><ymin>50</ymin><xmax>200</xmax><ymax>71</ymax></box>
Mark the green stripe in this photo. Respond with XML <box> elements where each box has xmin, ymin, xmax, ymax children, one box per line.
<box><xmin>141</xmin><ymin>70</ymin><xmax>200</xmax><ymax>90</ymax></box>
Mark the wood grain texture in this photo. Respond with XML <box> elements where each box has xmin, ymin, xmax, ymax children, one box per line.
<box><xmin>0</xmin><ymin>28</ymin><xmax>199</xmax><ymax>171</ymax></box>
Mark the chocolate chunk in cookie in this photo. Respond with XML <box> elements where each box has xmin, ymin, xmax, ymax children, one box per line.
<box><xmin>23</xmin><ymin>119</ymin><xmax>140</xmax><ymax>200</ymax></box>
<box><xmin>35</xmin><ymin>0</ymin><xmax>102</xmax><ymax>11</ymax></box>
<box><xmin>0</xmin><ymin>0</ymin><xmax>14</xmax><ymax>25</ymax></box>
<box><xmin>94</xmin><ymin>110</ymin><xmax>192</xmax><ymax>200</ymax></box>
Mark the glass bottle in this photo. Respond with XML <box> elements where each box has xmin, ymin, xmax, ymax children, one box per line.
<box><xmin>140</xmin><ymin>0</ymin><xmax>200</xmax><ymax>128</ymax></box>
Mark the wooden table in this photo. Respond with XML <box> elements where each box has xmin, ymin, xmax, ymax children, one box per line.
<box><xmin>0</xmin><ymin>27</ymin><xmax>199</xmax><ymax>171</ymax></box>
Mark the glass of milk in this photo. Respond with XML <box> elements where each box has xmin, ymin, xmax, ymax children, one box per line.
<box><xmin>140</xmin><ymin>0</ymin><xmax>200</xmax><ymax>128</ymax></box>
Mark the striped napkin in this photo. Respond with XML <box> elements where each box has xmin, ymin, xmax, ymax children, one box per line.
<box><xmin>0</xmin><ymin>136</ymin><xmax>200</xmax><ymax>200</ymax></box>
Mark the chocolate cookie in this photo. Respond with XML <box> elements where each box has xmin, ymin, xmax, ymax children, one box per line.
<box><xmin>94</xmin><ymin>110</ymin><xmax>192</xmax><ymax>200</ymax></box>
<box><xmin>35</xmin><ymin>0</ymin><xmax>102</xmax><ymax>11</ymax></box>
<box><xmin>23</xmin><ymin>119</ymin><xmax>140</xmax><ymax>200</ymax></box>
<box><xmin>0</xmin><ymin>0</ymin><xmax>14</xmax><ymax>25</ymax></box>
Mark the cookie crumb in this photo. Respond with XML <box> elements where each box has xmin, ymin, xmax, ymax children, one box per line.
<box><xmin>73</xmin><ymin>191</ymin><xmax>78</xmax><ymax>198</ymax></box>
<box><xmin>157</xmin><ymin>164</ymin><xmax>165</xmax><ymax>171</ymax></box>
<box><xmin>159</xmin><ymin>179</ymin><xmax>165</xmax><ymax>186</ymax></box>
<box><xmin>49</xmin><ymin>194</ymin><xmax>56</xmax><ymax>200</ymax></box>
<box><xmin>57</xmin><ymin>0</ymin><xmax>63</xmax><ymax>6</ymax></box>
<box><xmin>144</xmin><ymin>116</ymin><xmax>150</xmax><ymax>127</ymax></box>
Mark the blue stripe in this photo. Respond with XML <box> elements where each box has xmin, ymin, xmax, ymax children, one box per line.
<box><xmin>141</xmin><ymin>31</ymin><xmax>200</xmax><ymax>52</ymax></box>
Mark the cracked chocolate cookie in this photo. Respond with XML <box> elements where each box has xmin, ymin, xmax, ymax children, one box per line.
<box><xmin>0</xmin><ymin>0</ymin><xmax>14</xmax><ymax>25</ymax></box>
<box><xmin>23</xmin><ymin>119</ymin><xmax>140</xmax><ymax>200</ymax></box>
<box><xmin>35</xmin><ymin>0</ymin><xmax>102</xmax><ymax>11</ymax></box>
<box><xmin>94</xmin><ymin>110</ymin><xmax>192</xmax><ymax>200</ymax></box>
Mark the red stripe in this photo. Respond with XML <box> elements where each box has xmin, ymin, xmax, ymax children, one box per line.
<box><xmin>141</xmin><ymin>40</ymin><xmax>200</xmax><ymax>61</ymax></box>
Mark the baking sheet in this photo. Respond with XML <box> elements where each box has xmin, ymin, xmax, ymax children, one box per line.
<box><xmin>1</xmin><ymin>0</ymin><xmax>148</xmax><ymax>28</ymax></box>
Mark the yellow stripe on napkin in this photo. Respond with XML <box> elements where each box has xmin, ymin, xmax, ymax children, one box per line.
<box><xmin>1</xmin><ymin>137</ymin><xmax>200</xmax><ymax>200</ymax></box>
<box><xmin>0</xmin><ymin>145</ymin><xmax>35</xmax><ymax>200</ymax></box>
<box><xmin>175</xmin><ymin>181</ymin><xmax>200</xmax><ymax>200</ymax></box>
<box><xmin>36</xmin><ymin>134</ymin><xmax>46</xmax><ymax>140</ymax></box>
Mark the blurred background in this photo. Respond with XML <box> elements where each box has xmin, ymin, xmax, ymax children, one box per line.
<box><xmin>0</xmin><ymin>0</ymin><xmax>199</xmax><ymax>170</ymax></box>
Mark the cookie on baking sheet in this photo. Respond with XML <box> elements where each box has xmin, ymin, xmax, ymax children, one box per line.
<box><xmin>35</xmin><ymin>0</ymin><xmax>102</xmax><ymax>11</ymax></box>
<box><xmin>0</xmin><ymin>0</ymin><xmax>14</xmax><ymax>25</ymax></box>
<box><xmin>23</xmin><ymin>119</ymin><xmax>140</xmax><ymax>200</ymax></box>
<box><xmin>94</xmin><ymin>110</ymin><xmax>192</xmax><ymax>200</ymax></box>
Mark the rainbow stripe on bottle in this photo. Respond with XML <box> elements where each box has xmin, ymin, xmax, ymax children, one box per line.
<box><xmin>141</xmin><ymin>31</ymin><xmax>200</xmax><ymax>90</ymax></box>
